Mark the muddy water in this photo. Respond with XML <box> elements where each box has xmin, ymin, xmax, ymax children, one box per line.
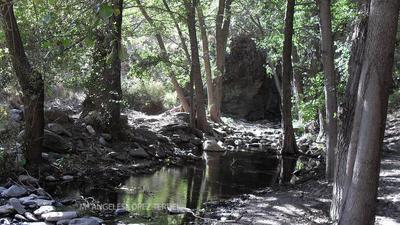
<box><xmin>50</xmin><ymin>151</ymin><xmax>298</xmax><ymax>224</ymax></box>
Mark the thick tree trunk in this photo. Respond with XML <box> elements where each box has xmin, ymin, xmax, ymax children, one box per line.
<box><xmin>1</xmin><ymin>0</ymin><xmax>44</xmax><ymax>169</ymax></box>
<box><xmin>186</xmin><ymin>0</ymin><xmax>208</xmax><ymax>132</ymax></box>
<box><xmin>210</xmin><ymin>0</ymin><xmax>232</xmax><ymax>123</ymax></box>
<box><xmin>339</xmin><ymin>0</ymin><xmax>399</xmax><ymax>224</ymax></box>
<box><xmin>318</xmin><ymin>0</ymin><xmax>338</xmax><ymax>181</ymax></box>
<box><xmin>197</xmin><ymin>4</ymin><xmax>214</xmax><ymax>112</ymax></box>
<box><xmin>281</xmin><ymin>0</ymin><xmax>298</xmax><ymax>155</ymax></box>
<box><xmin>330</xmin><ymin>0</ymin><xmax>370</xmax><ymax>220</ymax></box>
<box><xmin>136</xmin><ymin>0</ymin><xmax>190</xmax><ymax>112</ymax></box>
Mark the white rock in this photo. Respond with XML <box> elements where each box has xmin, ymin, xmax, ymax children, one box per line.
<box><xmin>41</xmin><ymin>211</ymin><xmax>78</xmax><ymax>222</ymax></box>
<box><xmin>86</xmin><ymin>125</ymin><xmax>96</xmax><ymax>135</ymax></box>
<box><xmin>203</xmin><ymin>139</ymin><xmax>224</xmax><ymax>152</ymax></box>
<box><xmin>34</xmin><ymin>206</ymin><xmax>56</xmax><ymax>216</ymax></box>
<box><xmin>45</xmin><ymin>176</ymin><xmax>57</xmax><ymax>182</ymax></box>
<box><xmin>9</xmin><ymin>197</ymin><xmax>26</xmax><ymax>214</ymax></box>
<box><xmin>62</xmin><ymin>175</ymin><xmax>74</xmax><ymax>181</ymax></box>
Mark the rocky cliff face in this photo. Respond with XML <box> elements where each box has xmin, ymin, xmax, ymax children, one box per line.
<box><xmin>222</xmin><ymin>36</ymin><xmax>281</xmax><ymax>121</ymax></box>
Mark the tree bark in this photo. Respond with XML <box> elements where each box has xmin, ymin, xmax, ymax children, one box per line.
<box><xmin>136</xmin><ymin>0</ymin><xmax>190</xmax><ymax>112</ymax></box>
<box><xmin>185</xmin><ymin>0</ymin><xmax>208</xmax><ymax>132</ymax></box>
<box><xmin>109</xmin><ymin>0</ymin><xmax>123</xmax><ymax>140</ymax></box>
<box><xmin>210</xmin><ymin>0</ymin><xmax>232</xmax><ymax>123</ymax></box>
<box><xmin>281</xmin><ymin>0</ymin><xmax>298</xmax><ymax>155</ymax></box>
<box><xmin>1</xmin><ymin>0</ymin><xmax>44</xmax><ymax>170</ymax></box>
<box><xmin>197</xmin><ymin>4</ymin><xmax>214</xmax><ymax>112</ymax></box>
<box><xmin>330</xmin><ymin>0</ymin><xmax>370</xmax><ymax>220</ymax></box>
<box><xmin>339</xmin><ymin>1</ymin><xmax>399</xmax><ymax>224</ymax></box>
<box><xmin>318</xmin><ymin>0</ymin><xmax>338</xmax><ymax>181</ymax></box>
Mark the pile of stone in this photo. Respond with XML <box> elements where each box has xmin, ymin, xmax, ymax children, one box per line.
<box><xmin>0</xmin><ymin>176</ymin><xmax>103</xmax><ymax>225</ymax></box>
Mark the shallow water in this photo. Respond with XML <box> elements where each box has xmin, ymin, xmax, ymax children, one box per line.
<box><xmin>50</xmin><ymin>151</ymin><xmax>298</xmax><ymax>224</ymax></box>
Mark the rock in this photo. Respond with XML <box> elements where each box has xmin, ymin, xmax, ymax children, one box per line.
<box><xmin>128</xmin><ymin>147</ymin><xmax>149</xmax><ymax>158</ymax></box>
<box><xmin>203</xmin><ymin>139</ymin><xmax>224</xmax><ymax>152</ymax></box>
<box><xmin>18</xmin><ymin>175</ymin><xmax>39</xmax><ymax>184</ymax></box>
<box><xmin>10</xmin><ymin>109</ymin><xmax>23</xmax><ymax>122</ymax></box>
<box><xmin>45</xmin><ymin>109</ymin><xmax>71</xmax><ymax>124</ymax></box>
<box><xmin>0</xmin><ymin>186</ymin><xmax>6</xmax><ymax>193</ymax></box>
<box><xmin>68</xmin><ymin>217</ymin><xmax>100</xmax><ymax>225</ymax></box>
<box><xmin>166</xmin><ymin>206</ymin><xmax>192</xmax><ymax>215</ymax></box>
<box><xmin>21</xmin><ymin>223</ymin><xmax>50</xmax><ymax>225</ymax></box>
<box><xmin>45</xmin><ymin>176</ymin><xmax>57</xmax><ymax>182</ymax></box>
<box><xmin>57</xmin><ymin>220</ymin><xmax>71</xmax><ymax>225</ymax></box>
<box><xmin>86</xmin><ymin>125</ymin><xmax>95</xmax><ymax>135</ymax></box>
<box><xmin>1</xmin><ymin>185</ymin><xmax>28</xmax><ymax>197</ymax></box>
<box><xmin>19</xmin><ymin>195</ymin><xmax>55</xmax><ymax>207</ymax></box>
<box><xmin>387</xmin><ymin>141</ymin><xmax>400</xmax><ymax>151</ymax></box>
<box><xmin>9</xmin><ymin>198</ymin><xmax>26</xmax><ymax>214</ymax></box>
<box><xmin>0</xmin><ymin>218</ymin><xmax>12</xmax><ymax>224</ymax></box>
<box><xmin>114</xmin><ymin>208</ymin><xmax>129</xmax><ymax>216</ymax></box>
<box><xmin>42</xmin><ymin>129</ymin><xmax>71</xmax><ymax>153</ymax></box>
<box><xmin>34</xmin><ymin>206</ymin><xmax>56</xmax><ymax>216</ymax></box>
<box><xmin>15</xmin><ymin>214</ymin><xmax>28</xmax><ymax>221</ymax></box>
<box><xmin>62</xmin><ymin>175</ymin><xmax>74</xmax><ymax>181</ymax></box>
<box><xmin>47</xmin><ymin>123</ymin><xmax>72</xmax><ymax>137</ymax></box>
<box><xmin>0</xmin><ymin>204</ymin><xmax>15</xmax><ymax>215</ymax></box>
<box><xmin>101</xmin><ymin>133</ymin><xmax>112</xmax><ymax>141</ymax></box>
<box><xmin>41</xmin><ymin>211</ymin><xmax>78</xmax><ymax>222</ymax></box>
<box><xmin>222</xmin><ymin>36</ymin><xmax>281</xmax><ymax>121</ymax></box>
<box><xmin>24</xmin><ymin>212</ymin><xmax>38</xmax><ymax>221</ymax></box>
<box><xmin>98</xmin><ymin>137</ymin><xmax>107</xmax><ymax>146</ymax></box>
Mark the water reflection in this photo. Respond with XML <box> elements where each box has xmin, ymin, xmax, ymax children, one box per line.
<box><xmin>49</xmin><ymin>151</ymin><xmax>298</xmax><ymax>224</ymax></box>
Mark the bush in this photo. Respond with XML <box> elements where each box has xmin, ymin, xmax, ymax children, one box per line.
<box><xmin>122</xmin><ymin>77</ymin><xmax>178</xmax><ymax>114</ymax></box>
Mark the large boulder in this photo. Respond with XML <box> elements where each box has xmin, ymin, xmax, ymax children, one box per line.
<box><xmin>222</xmin><ymin>35</ymin><xmax>281</xmax><ymax>121</ymax></box>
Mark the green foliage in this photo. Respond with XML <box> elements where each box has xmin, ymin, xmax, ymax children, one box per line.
<box><xmin>299</xmin><ymin>72</ymin><xmax>325</xmax><ymax>123</ymax></box>
<box><xmin>123</xmin><ymin>78</ymin><xmax>178</xmax><ymax>113</ymax></box>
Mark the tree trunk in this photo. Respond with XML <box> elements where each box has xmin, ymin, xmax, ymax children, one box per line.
<box><xmin>1</xmin><ymin>0</ymin><xmax>44</xmax><ymax>170</ymax></box>
<box><xmin>136</xmin><ymin>0</ymin><xmax>190</xmax><ymax>112</ymax></box>
<box><xmin>210</xmin><ymin>0</ymin><xmax>232</xmax><ymax>123</ymax></box>
<box><xmin>197</xmin><ymin>4</ymin><xmax>214</xmax><ymax>112</ymax></box>
<box><xmin>109</xmin><ymin>0</ymin><xmax>123</xmax><ymax>140</ymax></box>
<box><xmin>318</xmin><ymin>0</ymin><xmax>338</xmax><ymax>181</ymax></box>
<box><xmin>330</xmin><ymin>0</ymin><xmax>370</xmax><ymax>220</ymax></box>
<box><xmin>292</xmin><ymin>46</ymin><xmax>303</xmax><ymax>123</ymax></box>
<box><xmin>186</xmin><ymin>0</ymin><xmax>208</xmax><ymax>132</ymax></box>
<box><xmin>281</xmin><ymin>0</ymin><xmax>298</xmax><ymax>155</ymax></box>
<box><xmin>339</xmin><ymin>1</ymin><xmax>399</xmax><ymax>224</ymax></box>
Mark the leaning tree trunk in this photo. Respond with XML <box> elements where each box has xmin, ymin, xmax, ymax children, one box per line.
<box><xmin>186</xmin><ymin>0</ymin><xmax>208</xmax><ymax>132</ymax></box>
<box><xmin>1</xmin><ymin>0</ymin><xmax>44</xmax><ymax>170</ymax></box>
<box><xmin>281</xmin><ymin>0</ymin><xmax>298</xmax><ymax>155</ymax></box>
<box><xmin>136</xmin><ymin>0</ymin><xmax>190</xmax><ymax>112</ymax></box>
<box><xmin>330</xmin><ymin>0</ymin><xmax>370</xmax><ymax>220</ymax></box>
<box><xmin>318</xmin><ymin>0</ymin><xmax>338</xmax><ymax>181</ymax></box>
<box><xmin>339</xmin><ymin>0</ymin><xmax>399</xmax><ymax>224</ymax></box>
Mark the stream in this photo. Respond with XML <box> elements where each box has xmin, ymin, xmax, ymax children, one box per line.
<box><xmin>48</xmin><ymin>151</ymin><xmax>298</xmax><ymax>224</ymax></box>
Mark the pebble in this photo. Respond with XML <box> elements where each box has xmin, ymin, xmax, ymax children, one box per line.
<box><xmin>62</xmin><ymin>175</ymin><xmax>74</xmax><ymax>182</ymax></box>
<box><xmin>0</xmin><ymin>204</ymin><xmax>15</xmax><ymax>216</ymax></box>
<box><xmin>41</xmin><ymin>211</ymin><xmax>78</xmax><ymax>222</ymax></box>
<box><xmin>34</xmin><ymin>206</ymin><xmax>56</xmax><ymax>216</ymax></box>
<box><xmin>68</xmin><ymin>217</ymin><xmax>100</xmax><ymax>225</ymax></box>
<box><xmin>45</xmin><ymin>176</ymin><xmax>57</xmax><ymax>182</ymax></box>
<box><xmin>86</xmin><ymin>125</ymin><xmax>96</xmax><ymax>135</ymax></box>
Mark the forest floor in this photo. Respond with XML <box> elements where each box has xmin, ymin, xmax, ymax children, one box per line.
<box><xmin>199</xmin><ymin>107</ymin><xmax>400</xmax><ymax>225</ymax></box>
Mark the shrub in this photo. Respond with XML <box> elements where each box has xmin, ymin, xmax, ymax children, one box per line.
<box><xmin>122</xmin><ymin>77</ymin><xmax>178</xmax><ymax>114</ymax></box>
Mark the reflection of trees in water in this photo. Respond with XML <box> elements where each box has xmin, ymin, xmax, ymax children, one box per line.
<box><xmin>181</xmin><ymin>166</ymin><xmax>206</xmax><ymax>224</ymax></box>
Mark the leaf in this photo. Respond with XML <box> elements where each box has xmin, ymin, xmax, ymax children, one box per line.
<box><xmin>98</xmin><ymin>4</ymin><xmax>114</xmax><ymax>20</ymax></box>
<box><xmin>32</xmin><ymin>0</ymin><xmax>43</xmax><ymax>4</ymax></box>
